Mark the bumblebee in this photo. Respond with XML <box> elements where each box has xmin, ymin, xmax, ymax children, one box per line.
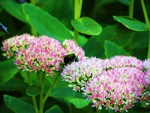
<box><xmin>64</xmin><ymin>53</ymin><xmax>78</xmax><ymax>65</ymax></box>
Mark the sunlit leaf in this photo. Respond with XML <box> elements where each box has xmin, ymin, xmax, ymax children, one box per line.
<box><xmin>65</xmin><ymin>98</ymin><xmax>90</xmax><ymax>109</ymax></box>
<box><xmin>22</xmin><ymin>3</ymin><xmax>72</xmax><ymax>41</ymax></box>
<box><xmin>71</xmin><ymin>17</ymin><xmax>102</xmax><ymax>35</ymax></box>
<box><xmin>113</xmin><ymin>16</ymin><xmax>148</xmax><ymax>31</ymax></box>
<box><xmin>104</xmin><ymin>40</ymin><xmax>130</xmax><ymax>58</ymax></box>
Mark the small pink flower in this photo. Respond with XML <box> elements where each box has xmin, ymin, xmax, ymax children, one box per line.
<box><xmin>62</xmin><ymin>39</ymin><xmax>85</xmax><ymax>61</ymax></box>
<box><xmin>1</xmin><ymin>34</ymin><xmax>35</xmax><ymax>59</ymax></box>
<box><xmin>102</xmin><ymin>56</ymin><xmax>143</xmax><ymax>70</ymax></box>
<box><xmin>143</xmin><ymin>59</ymin><xmax>150</xmax><ymax>70</ymax></box>
<box><xmin>61</xmin><ymin>57</ymin><xmax>103</xmax><ymax>91</ymax></box>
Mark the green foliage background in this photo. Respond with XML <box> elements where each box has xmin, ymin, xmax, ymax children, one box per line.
<box><xmin>0</xmin><ymin>0</ymin><xmax>150</xmax><ymax>113</ymax></box>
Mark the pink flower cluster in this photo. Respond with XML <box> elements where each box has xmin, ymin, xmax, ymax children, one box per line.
<box><xmin>141</xmin><ymin>59</ymin><xmax>150</xmax><ymax>107</ymax></box>
<box><xmin>102</xmin><ymin>56</ymin><xmax>143</xmax><ymax>70</ymax></box>
<box><xmin>84</xmin><ymin>67</ymin><xmax>146</xmax><ymax>112</ymax></box>
<box><xmin>62</xmin><ymin>56</ymin><xmax>148</xmax><ymax>112</ymax></box>
<box><xmin>1</xmin><ymin>34</ymin><xmax>85</xmax><ymax>75</ymax></box>
<box><xmin>62</xmin><ymin>39</ymin><xmax>85</xmax><ymax>61</ymax></box>
<box><xmin>62</xmin><ymin>57</ymin><xmax>103</xmax><ymax>91</ymax></box>
<box><xmin>1</xmin><ymin>34</ymin><xmax>35</xmax><ymax>59</ymax></box>
<box><xmin>143</xmin><ymin>59</ymin><xmax>150</xmax><ymax>84</ymax></box>
<box><xmin>14</xmin><ymin>36</ymin><xmax>66</xmax><ymax>74</ymax></box>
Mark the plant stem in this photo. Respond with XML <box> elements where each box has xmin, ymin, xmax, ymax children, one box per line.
<box><xmin>140</xmin><ymin>0</ymin><xmax>150</xmax><ymax>29</ymax></box>
<box><xmin>27</xmin><ymin>72</ymin><xmax>38</xmax><ymax>113</ymax></box>
<box><xmin>39</xmin><ymin>73</ymin><xmax>45</xmax><ymax>113</ymax></box>
<box><xmin>43</xmin><ymin>74</ymin><xmax>60</xmax><ymax>103</ymax></box>
<box><xmin>129</xmin><ymin>0</ymin><xmax>134</xmax><ymax>18</ymax></box>
<box><xmin>140</xmin><ymin>0</ymin><xmax>150</xmax><ymax>58</ymax></box>
<box><xmin>74</xmin><ymin>0</ymin><xmax>83</xmax><ymax>20</ymax></box>
<box><xmin>148</xmin><ymin>31</ymin><xmax>150</xmax><ymax>58</ymax></box>
<box><xmin>108</xmin><ymin>109</ymin><xmax>113</xmax><ymax>113</ymax></box>
<box><xmin>73</xmin><ymin>0</ymin><xmax>83</xmax><ymax>43</ymax></box>
<box><xmin>31</xmin><ymin>26</ymin><xmax>37</xmax><ymax>35</ymax></box>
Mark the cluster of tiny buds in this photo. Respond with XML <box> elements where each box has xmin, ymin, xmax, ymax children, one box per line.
<box><xmin>62</xmin><ymin>55</ymin><xmax>149</xmax><ymax>112</ymax></box>
<box><xmin>1</xmin><ymin>34</ymin><xmax>85</xmax><ymax>75</ymax></box>
<box><xmin>1</xmin><ymin>34</ymin><xmax>36</xmax><ymax>59</ymax></box>
<box><xmin>140</xmin><ymin>59</ymin><xmax>150</xmax><ymax>107</ymax></box>
<box><xmin>61</xmin><ymin>57</ymin><xmax>103</xmax><ymax>91</ymax></box>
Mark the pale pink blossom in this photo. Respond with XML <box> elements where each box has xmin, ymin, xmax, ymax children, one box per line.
<box><xmin>62</xmin><ymin>39</ymin><xmax>85</xmax><ymax>61</ymax></box>
<box><xmin>15</xmin><ymin>36</ymin><xmax>66</xmax><ymax>75</ymax></box>
<box><xmin>1</xmin><ymin>34</ymin><xmax>35</xmax><ymax>59</ymax></box>
<box><xmin>102</xmin><ymin>56</ymin><xmax>143</xmax><ymax>70</ymax></box>
<box><xmin>84</xmin><ymin>67</ymin><xmax>146</xmax><ymax>112</ymax></box>
<box><xmin>61</xmin><ymin>57</ymin><xmax>103</xmax><ymax>91</ymax></box>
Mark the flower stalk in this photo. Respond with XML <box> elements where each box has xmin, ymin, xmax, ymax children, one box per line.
<box><xmin>73</xmin><ymin>0</ymin><xmax>83</xmax><ymax>43</ymax></box>
<box><xmin>129</xmin><ymin>0</ymin><xmax>134</xmax><ymax>18</ymax></box>
<box><xmin>38</xmin><ymin>73</ymin><xmax>45</xmax><ymax>113</ymax></box>
<box><xmin>43</xmin><ymin>74</ymin><xmax>59</xmax><ymax>103</ymax></box>
<box><xmin>27</xmin><ymin>72</ymin><xmax>38</xmax><ymax>113</ymax></box>
<box><xmin>140</xmin><ymin>0</ymin><xmax>150</xmax><ymax>59</ymax></box>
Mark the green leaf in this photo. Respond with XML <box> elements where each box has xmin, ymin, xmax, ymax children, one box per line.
<box><xmin>0</xmin><ymin>78</ymin><xmax>27</xmax><ymax>91</ymax></box>
<box><xmin>71</xmin><ymin>17</ymin><xmax>102</xmax><ymax>35</ymax></box>
<box><xmin>47</xmin><ymin>75</ymin><xmax>75</xmax><ymax>98</ymax></box>
<box><xmin>47</xmin><ymin>76</ymin><xmax>89</xmax><ymax>109</ymax></box>
<box><xmin>49</xmin><ymin>83</ymin><xmax>75</xmax><ymax>99</ymax></box>
<box><xmin>104</xmin><ymin>40</ymin><xmax>130</xmax><ymax>58</ymax></box>
<box><xmin>113</xmin><ymin>16</ymin><xmax>148</xmax><ymax>31</ymax></box>
<box><xmin>0</xmin><ymin>59</ymin><xmax>18</xmax><ymax>85</ymax></box>
<box><xmin>20</xmin><ymin>71</ymin><xmax>37</xmax><ymax>84</ymax></box>
<box><xmin>83</xmin><ymin>25</ymin><xmax>132</xmax><ymax>58</ymax></box>
<box><xmin>78</xmin><ymin>34</ymin><xmax>88</xmax><ymax>47</ymax></box>
<box><xmin>118</xmin><ymin>0</ymin><xmax>129</xmax><ymax>6</ymax></box>
<box><xmin>33</xmin><ymin>0</ymin><xmax>73</xmax><ymax>29</ymax></box>
<box><xmin>45</xmin><ymin>105</ymin><xmax>63</xmax><ymax>113</ymax></box>
<box><xmin>26</xmin><ymin>85</ymin><xmax>41</xmax><ymax>96</ymax></box>
<box><xmin>22</xmin><ymin>3</ymin><xmax>72</xmax><ymax>41</ymax></box>
<box><xmin>132</xmin><ymin>31</ymin><xmax>148</xmax><ymax>49</ymax></box>
<box><xmin>4</xmin><ymin>95</ymin><xmax>35</xmax><ymax>113</ymax></box>
<box><xmin>65</xmin><ymin>98</ymin><xmax>90</xmax><ymax>109</ymax></box>
<box><xmin>70</xmin><ymin>31</ymin><xmax>88</xmax><ymax>47</ymax></box>
<box><xmin>3</xmin><ymin>0</ymin><xmax>26</xmax><ymax>23</ymax></box>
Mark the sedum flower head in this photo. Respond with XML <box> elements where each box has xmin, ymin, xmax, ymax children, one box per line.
<box><xmin>15</xmin><ymin>36</ymin><xmax>66</xmax><ymax>75</ymax></box>
<box><xmin>102</xmin><ymin>56</ymin><xmax>143</xmax><ymax>70</ymax></box>
<box><xmin>84</xmin><ymin>67</ymin><xmax>146</xmax><ymax>112</ymax></box>
<box><xmin>145</xmin><ymin>69</ymin><xmax>150</xmax><ymax>84</ymax></box>
<box><xmin>141</xmin><ymin>59</ymin><xmax>150</xmax><ymax>107</ymax></box>
<box><xmin>62</xmin><ymin>39</ymin><xmax>85</xmax><ymax>61</ymax></box>
<box><xmin>143</xmin><ymin>59</ymin><xmax>150</xmax><ymax>70</ymax></box>
<box><xmin>61</xmin><ymin>57</ymin><xmax>103</xmax><ymax>91</ymax></box>
<box><xmin>1</xmin><ymin>34</ymin><xmax>35</xmax><ymax>59</ymax></box>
